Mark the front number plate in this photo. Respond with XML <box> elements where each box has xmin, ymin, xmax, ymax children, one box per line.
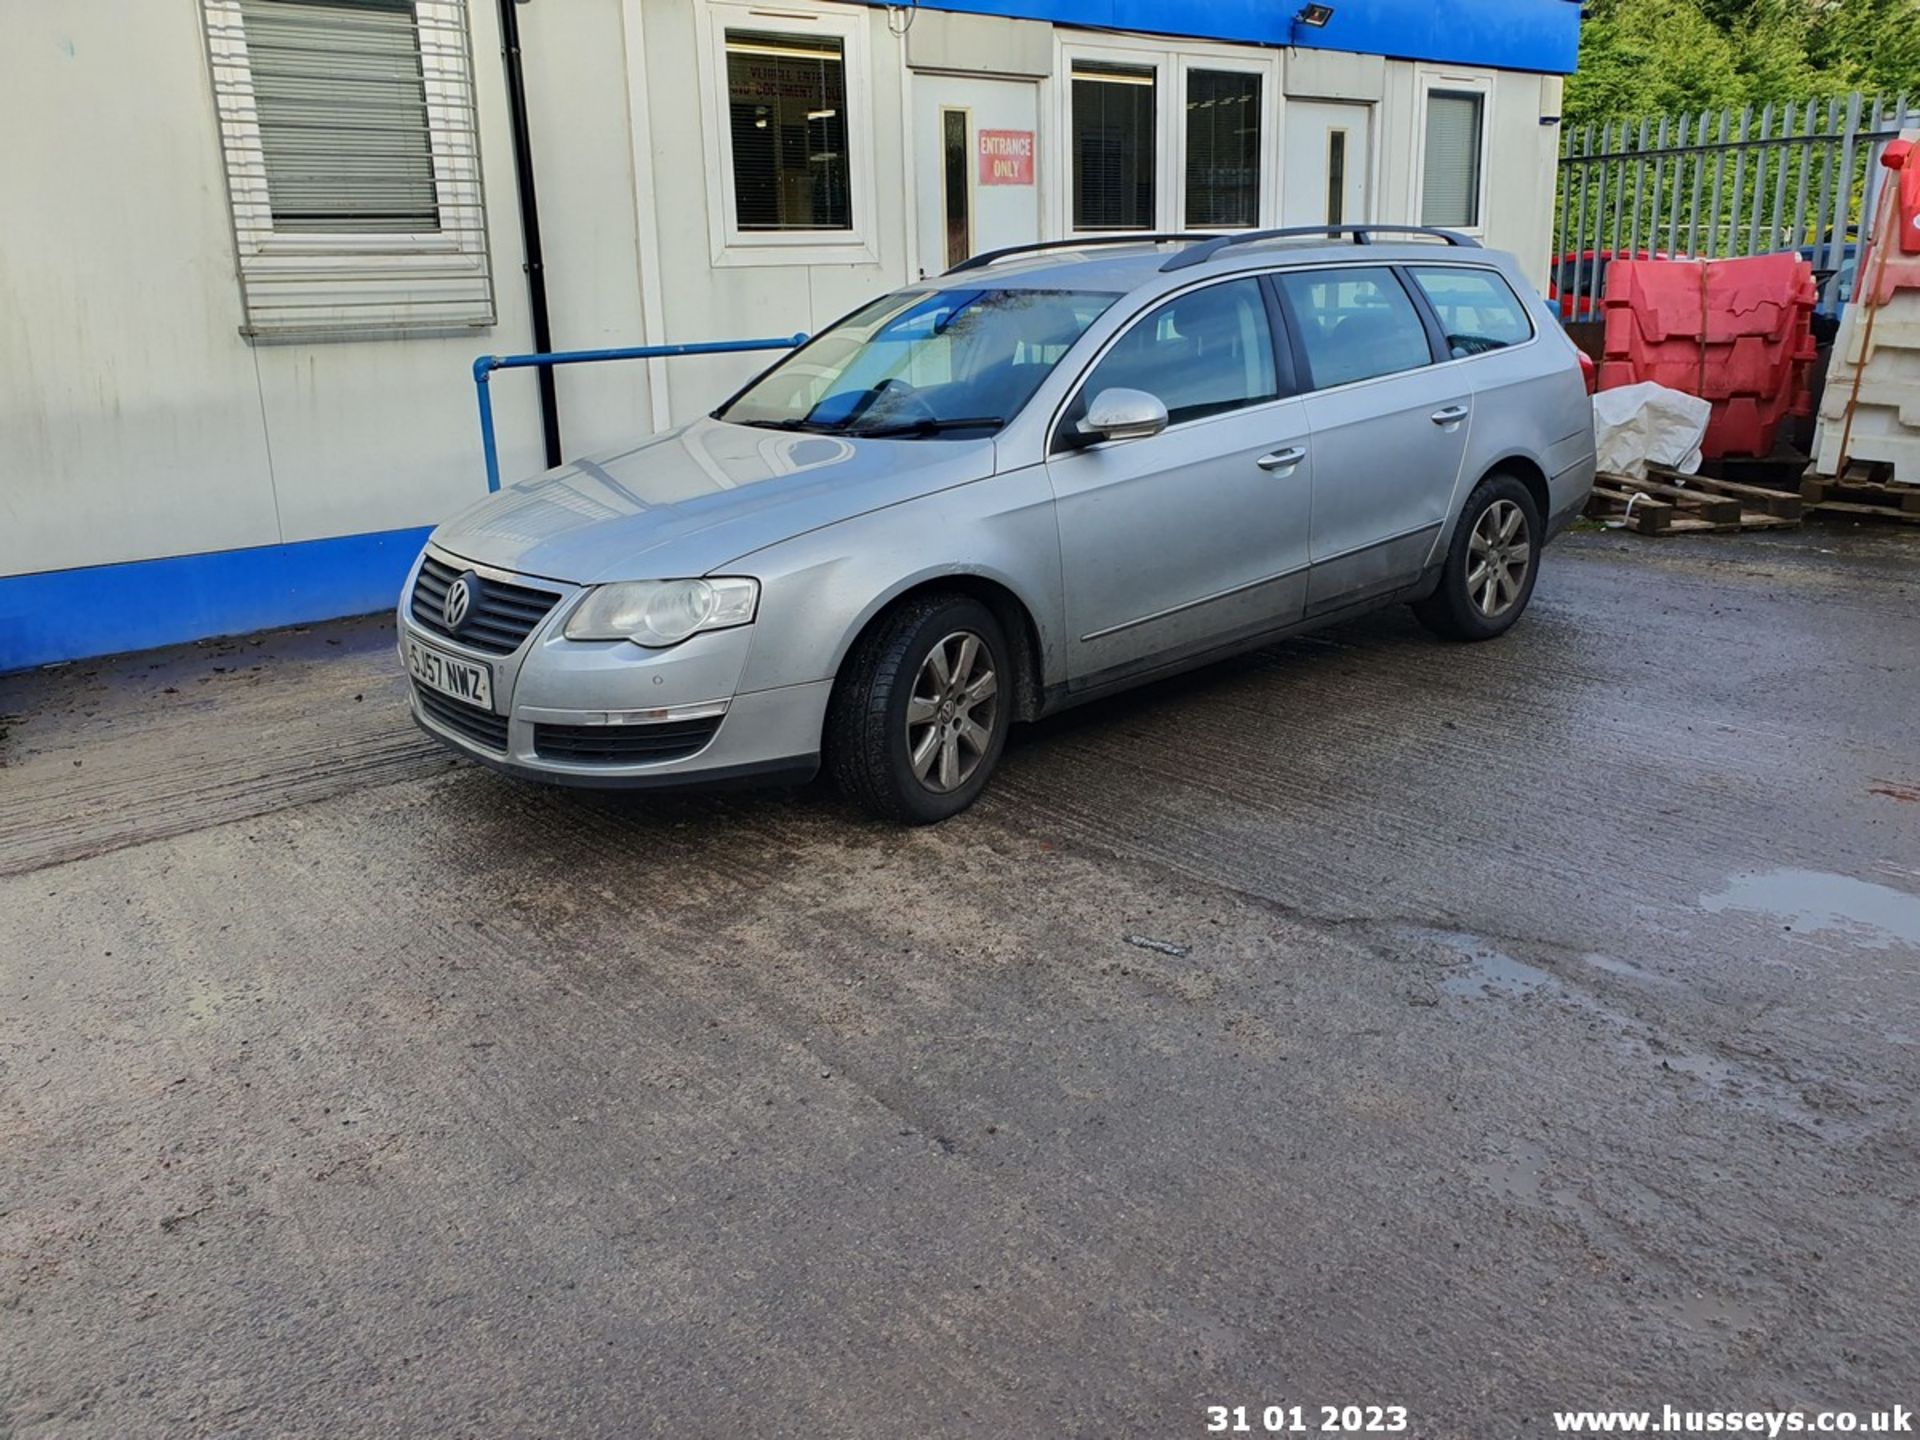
<box><xmin>406</xmin><ymin>636</ymin><xmax>493</xmax><ymax>710</ymax></box>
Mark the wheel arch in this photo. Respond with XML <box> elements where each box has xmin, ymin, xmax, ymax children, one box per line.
<box><xmin>1478</xmin><ymin>453</ymin><xmax>1551</xmax><ymax>524</ymax></box>
<box><xmin>827</xmin><ymin>570</ymin><xmax>1049</xmax><ymax>726</ymax></box>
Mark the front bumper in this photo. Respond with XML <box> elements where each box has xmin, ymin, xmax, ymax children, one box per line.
<box><xmin>408</xmin><ymin>701</ymin><xmax>824</xmax><ymax>791</ymax></box>
<box><xmin>399</xmin><ymin>546</ymin><xmax>827</xmax><ymax>791</ymax></box>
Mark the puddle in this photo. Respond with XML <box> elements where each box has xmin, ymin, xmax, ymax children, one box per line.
<box><xmin>1469</xmin><ymin>1139</ymin><xmax>1547</xmax><ymax>1201</ymax></box>
<box><xmin>1578</xmin><ymin>951</ymin><xmax>1676</xmax><ymax>986</ymax></box>
<box><xmin>1701</xmin><ymin>869</ymin><xmax>1920</xmax><ymax>951</ymax></box>
<box><xmin>1653</xmin><ymin>1291</ymin><xmax>1764</xmax><ymax>1336</ymax></box>
<box><xmin>1422</xmin><ymin>932</ymin><xmax>1561</xmax><ymax>999</ymax></box>
<box><xmin>1403</xmin><ymin>923</ymin><xmax>1861</xmax><ymax>1138</ymax></box>
<box><xmin>1652</xmin><ymin>1049</ymin><xmax>1736</xmax><ymax>1086</ymax></box>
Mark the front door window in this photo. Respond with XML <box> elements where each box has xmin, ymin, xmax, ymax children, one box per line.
<box><xmin>1072</xmin><ymin>278</ymin><xmax>1279</xmax><ymax>429</ymax></box>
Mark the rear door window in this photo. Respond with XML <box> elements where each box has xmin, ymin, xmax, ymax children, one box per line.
<box><xmin>1407</xmin><ymin>265</ymin><xmax>1534</xmax><ymax>357</ymax></box>
<box><xmin>1276</xmin><ymin>267</ymin><xmax>1433</xmax><ymax>390</ymax></box>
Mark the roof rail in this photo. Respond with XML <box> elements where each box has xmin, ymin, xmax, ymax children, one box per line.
<box><xmin>1159</xmin><ymin>225</ymin><xmax>1479</xmax><ymax>272</ymax></box>
<box><xmin>945</xmin><ymin>233</ymin><xmax>1223</xmax><ymax>275</ymax></box>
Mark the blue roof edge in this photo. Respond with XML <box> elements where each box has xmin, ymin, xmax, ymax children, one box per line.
<box><xmin>880</xmin><ymin>0</ymin><xmax>1582</xmax><ymax>76</ymax></box>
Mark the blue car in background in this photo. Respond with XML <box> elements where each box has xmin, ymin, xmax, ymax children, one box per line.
<box><xmin>1795</xmin><ymin>239</ymin><xmax>1858</xmax><ymax>316</ymax></box>
<box><xmin>1820</xmin><ymin>250</ymin><xmax>1859</xmax><ymax>311</ymax></box>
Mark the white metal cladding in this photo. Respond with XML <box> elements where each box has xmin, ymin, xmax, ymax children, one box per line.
<box><xmin>204</xmin><ymin>0</ymin><xmax>495</xmax><ymax>338</ymax></box>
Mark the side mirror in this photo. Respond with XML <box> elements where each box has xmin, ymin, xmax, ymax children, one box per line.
<box><xmin>1076</xmin><ymin>387</ymin><xmax>1169</xmax><ymax>444</ymax></box>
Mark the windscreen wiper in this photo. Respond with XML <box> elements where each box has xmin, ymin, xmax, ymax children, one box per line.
<box><xmin>739</xmin><ymin>416</ymin><xmax>840</xmax><ymax>433</ymax></box>
<box><xmin>848</xmin><ymin>416</ymin><xmax>1006</xmax><ymax>438</ymax></box>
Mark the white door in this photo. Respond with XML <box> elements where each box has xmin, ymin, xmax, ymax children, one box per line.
<box><xmin>1281</xmin><ymin>100</ymin><xmax>1371</xmax><ymax>227</ymax></box>
<box><xmin>914</xmin><ymin>76</ymin><xmax>1040</xmax><ymax>278</ymax></box>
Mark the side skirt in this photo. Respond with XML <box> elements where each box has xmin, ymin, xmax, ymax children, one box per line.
<box><xmin>1037</xmin><ymin>572</ymin><xmax>1439</xmax><ymax>719</ymax></box>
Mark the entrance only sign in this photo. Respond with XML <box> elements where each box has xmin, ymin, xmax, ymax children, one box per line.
<box><xmin>979</xmin><ymin>130</ymin><xmax>1035</xmax><ymax>186</ymax></box>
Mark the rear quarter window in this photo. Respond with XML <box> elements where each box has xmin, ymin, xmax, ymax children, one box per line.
<box><xmin>1408</xmin><ymin>266</ymin><xmax>1535</xmax><ymax>358</ymax></box>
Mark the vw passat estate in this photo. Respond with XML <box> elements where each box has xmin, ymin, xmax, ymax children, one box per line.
<box><xmin>401</xmin><ymin>227</ymin><xmax>1596</xmax><ymax>823</ymax></box>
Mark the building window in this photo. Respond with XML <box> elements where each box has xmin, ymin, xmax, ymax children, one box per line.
<box><xmin>725</xmin><ymin>30</ymin><xmax>851</xmax><ymax>232</ymax></box>
<box><xmin>242</xmin><ymin>0</ymin><xmax>439</xmax><ymax>233</ymax></box>
<box><xmin>1184</xmin><ymin>70</ymin><xmax>1260</xmax><ymax>229</ymax></box>
<box><xmin>1421</xmin><ymin>89</ymin><xmax>1485</xmax><ymax>229</ymax></box>
<box><xmin>1325</xmin><ymin>129</ymin><xmax>1347</xmax><ymax>225</ymax></box>
<box><xmin>942</xmin><ymin>108</ymin><xmax>972</xmax><ymax>270</ymax></box>
<box><xmin>204</xmin><ymin>0</ymin><xmax>493</xmax><ymax>338</ymax></box>
<box><xmin>1072</xmin><ymin>62</ymin><xmax>1156</xmax><ymax>231</ymax></box>
<box><xmin>698</xmin><ymin>2</ymin><xmax>873</xmax><ymax>264</ymax></box>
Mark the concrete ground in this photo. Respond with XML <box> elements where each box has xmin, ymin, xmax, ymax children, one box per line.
<box><xmin>3</xmin><ymin>527</ymin><xmax>1918</xmax><ymax>1439</ymax></box>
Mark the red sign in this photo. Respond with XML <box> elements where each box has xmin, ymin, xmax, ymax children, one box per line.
<box><xmin>978</xmin><ymin>130</ymin><xmax>1035</xmax><ymax>186</ymax></box>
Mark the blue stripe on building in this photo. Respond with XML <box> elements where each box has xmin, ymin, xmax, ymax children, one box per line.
<box><xmin>0</xmin><ymin>527</ymin><xmax>429</xmax><ymax>674</ymax></box>
<box><xmin>893</xmin><ymin>0</ymin><xmax>1583</xmax><ymax>74</ymax></box>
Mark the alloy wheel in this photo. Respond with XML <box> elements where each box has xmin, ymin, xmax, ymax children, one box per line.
<box><xmin>1467</xmin><ymin>499</ymin><xmax>1531</xmax><ymax>619</ymax></box>
<box><xmin>906</xmin><ymin>630</ymin><xmax>998</xmax><ymax>794</ymax></box>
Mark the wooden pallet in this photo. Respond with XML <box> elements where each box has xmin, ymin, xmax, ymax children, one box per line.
<box><xmin>1588</xmin><ymin>469</ymin><xmax>1803</xmax><ymax>535</ymax></box>
<box><xmin>1802</xmin><ymin>465</ymin><xmax>1920</xmax><ymax>523</ymax></box>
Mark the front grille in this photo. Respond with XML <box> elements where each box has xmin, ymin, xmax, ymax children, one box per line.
<box><xmin>533</xmin><ymin>716</ymin><xmax>722</xmax><ymax>765</ymax></box>
<box><xmin>414</xmin><ymin>684</ymin><xmax>509</xmax><ymax>753</ymax></box>
<box><xmin>411</xmin><ymin>555</ymin><xmax>562</xmax><ymax>656</ymax></box>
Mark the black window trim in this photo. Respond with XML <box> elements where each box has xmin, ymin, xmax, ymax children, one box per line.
<box><xmin>1048</xmin><ymin>272</ymin><xmax>1302</xmax><ymax>454</ymax></box>
<box><xmin>1398</xmin><ymin>265</ymin><xmax>1457</xmax><ymax>365</ymax></box>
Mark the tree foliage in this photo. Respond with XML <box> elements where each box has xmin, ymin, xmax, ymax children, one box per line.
<box><xmin>1566</xmin><ymin>0</ymin><xmax>1920</xmax><ymax>124</ymax></box>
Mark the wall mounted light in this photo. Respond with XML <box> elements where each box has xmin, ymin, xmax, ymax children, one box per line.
<box><xmin>1295</xmin><ymin>3</ymin><xmax>1334</xmax><ymax>26</ymax></box>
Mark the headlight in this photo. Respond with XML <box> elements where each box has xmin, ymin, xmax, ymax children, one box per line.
<box><xmin>564</xmin><ymin>577</ymin><xmax>760</xmax><ymax>647</ymax></box>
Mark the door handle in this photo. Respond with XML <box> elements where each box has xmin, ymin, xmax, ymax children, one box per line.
<box><xmin>1256</xmin><ymin>446</ymin><xmax>1307</xmax><ymax>472</ymax></box>
<box><xmin>1430</xmin><ymin>405</ymin><xmax>1470</xmax><ymax>425</ymax></box>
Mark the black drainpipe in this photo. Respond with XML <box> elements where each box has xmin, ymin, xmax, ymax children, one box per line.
<box><xmin>497</xmin><ymin>0</ymin><xmax>563</xmax><ymax>467</ymax></box>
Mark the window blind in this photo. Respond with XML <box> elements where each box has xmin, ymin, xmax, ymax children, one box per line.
<box><xmin>1420</xmin><ymin>91</ymin><xmax>1483</xmax><ymax>228</ymax></box>
<box><xmin>1184</xmin><ymin>70</ymin><xmax>1259</xmax><ymax>229</ymax></box>
<box><xmin>1072</xmin><ymin>64</ymin><xmax>1155</xmax><ymax>230</ymax></box>
<box><xmin>726</xmin><ymin>31</ymin><xmax>851</xmax><ymax>232</ymax></box>
<box><xmin>205</xmin><ymin>0</ymin><xmax>493</xmax><ymax>337</ymax></box>
<box><xmin>239</xmin><ymin>0</ymin><xmax>440</xmax><ymax>233</ymax></box>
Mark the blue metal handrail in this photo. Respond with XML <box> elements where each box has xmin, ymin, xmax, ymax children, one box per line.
<box><xmin>472</xmin><ymin>335</ymin><xmax>808</xmax><ymax>492</ymax></box>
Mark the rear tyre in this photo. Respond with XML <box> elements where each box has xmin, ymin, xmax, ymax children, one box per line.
<box><xmin>827</xmin><ymin>594</ymin><xmax>1011</xmax><ymax>824</ymax></box>
<box><xmin>1412</xmin><ymin>473</ymin><xmax>1543</xmax><ymax>642</ymax></box>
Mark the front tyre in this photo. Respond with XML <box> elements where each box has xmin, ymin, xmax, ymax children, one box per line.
<box><xmin>827</xmin><ymin>594</ymin><xmax>1011</xmax><ymax>824</ymax></box>
<box><xmin>1412</xmin><ymin>473</ymin><xmax>1543</xmax><ymax>642</ymax></box>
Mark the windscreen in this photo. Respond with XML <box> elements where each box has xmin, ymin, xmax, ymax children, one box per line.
<box><xmin>715</xmin><ymin>287</ymin><xmax>1120</xmax><ymax>439</ymax></box>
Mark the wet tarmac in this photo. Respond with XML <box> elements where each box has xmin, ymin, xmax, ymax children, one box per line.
<box><xmin>2</xmin><ymin>526</ymin><xmax>1917</xmax><ymax>1437</ymax></box>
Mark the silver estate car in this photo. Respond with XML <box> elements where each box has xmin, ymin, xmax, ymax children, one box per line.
<box><xmin>400</xmin><ymin>226</ymin><xmax>1596</xmax><ymax>823</ymax></box>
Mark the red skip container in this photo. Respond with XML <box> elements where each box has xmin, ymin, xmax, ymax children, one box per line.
<box><xmin>1597</xmin><ymin>253</ymin><xmax>1818</xmax><ymax>459</ymax></box>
